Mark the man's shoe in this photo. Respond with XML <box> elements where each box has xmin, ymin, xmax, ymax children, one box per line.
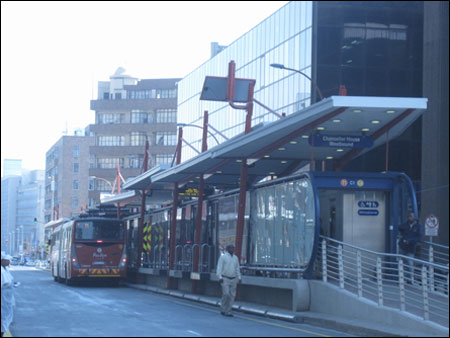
<box><xmin>225</xmin><ymin>313</ymin><xmax>233</xmax><ymax>317</ymax></box>
<box><xmin>220</xmin><ymin>311</ymin><xmax>225</xmax><ymax>316</ymax></box>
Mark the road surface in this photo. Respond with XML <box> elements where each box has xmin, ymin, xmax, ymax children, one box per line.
<box><xmin>9</xmin><ymin>267</ymin><xmax>352</xmax><ymax>337</ymax></box>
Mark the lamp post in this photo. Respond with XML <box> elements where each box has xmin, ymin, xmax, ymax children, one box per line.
<box><xmin>270</xmin><ymin>63</ymin><xmax>324</xmax><ymax>102</ymax></box>
<box><xmin>176</xmin><ymin>123</ymin><xmax>226</xmax><ymax>146</ymax></box>
<box><xmin>91</xmin><ymin>176</ymin><xmax>114</xmax><ymax>194</ymax></box>
<box><xmin>171</xmin><ymin>117</ymin><xmax>228</xmax><ymax>167</ymax></box>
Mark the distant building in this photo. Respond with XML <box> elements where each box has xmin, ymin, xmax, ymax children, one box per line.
<box><xmin>44</xmin><ymin>135</ymin><xmax>95</xmax><ymax>222</ymax></box>
<box><xmin>3</xmin><ymin>159</ymin><xmax>22</xmax><ymax>177</ymax></box>
<box><xmin>210</xmin><ymin>42</ymin><xmax>227</xmax><ymax>58</ymax></box>
<box><xmin>1</xmin><ymin>176</ymin><xmax>21</xmax><ymax>253</ymax></box>
<box><xmin>89</xmin><ymin>68</ymin><xmax>180</xmax><ymax>205</ymax></box>
<box><xmin>17</xmin><ymin>170</ymin><xmax>45</xmax><ymax>254</ymax></box>
<box><xmin>1</xmin><ymin>170</ymin><xmax>45</xmax><ymax>256</ymax></box>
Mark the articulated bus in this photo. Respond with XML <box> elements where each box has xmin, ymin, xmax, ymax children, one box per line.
<box><xmin>50</xmin><ymin>217</ymin><xmax>127</xmax><ymax>284</ymax></box>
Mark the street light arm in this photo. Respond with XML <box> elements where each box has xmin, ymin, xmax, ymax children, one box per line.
<box><xmin>270</xmin><ymin>63</ymin><xmax>324</xmax><ymax>101</ymax></box>
<box><xmin>92</xmin><ymin>176</ymin><xmax>114</xmax><ymax>193</ymax></box>
<box><xmin>176</xmin><ymin>123</ymin><xmax>223</xmax><ymax>144</ymax></box>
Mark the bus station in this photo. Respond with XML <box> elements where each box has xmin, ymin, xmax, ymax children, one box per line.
<box><xmin>89</xmin><ymin>67</ymin><xmax>447</xmax><ymax>334</ymax></box>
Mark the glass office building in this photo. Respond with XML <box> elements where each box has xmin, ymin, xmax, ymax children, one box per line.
<box><xmin>178</xmin><ymin>1</ymin><xmax>314</xmax><ymax>158</ymax></box>
<box><xmin>178</xmin><ymin>1</ymin><xmax>424</xmax><ymax>178</ymax></box>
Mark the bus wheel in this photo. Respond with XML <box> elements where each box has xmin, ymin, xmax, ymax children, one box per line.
<box><xmin>65</xmin><ymin>268</ymin><xmax>72</xmax><ymax>286</ymax></box>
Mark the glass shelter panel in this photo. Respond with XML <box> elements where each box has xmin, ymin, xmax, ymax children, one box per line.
<box><xmin>250</xmin><ymin>178</ymin><xmax>315</xmax><ymax>267</ymax></box>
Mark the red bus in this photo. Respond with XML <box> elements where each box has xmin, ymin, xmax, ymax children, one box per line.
<box><xmin>50</xmin><ymin>217</ymin><xmax>127</xmax><ymax>284</ymax></box>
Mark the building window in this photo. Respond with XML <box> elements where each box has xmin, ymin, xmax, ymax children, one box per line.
<box><xmin>72</xmin><ymin>196</ymin><xmax>78</xmax><ymax>208</ymax></box>
<box><xmin>156</xmin><ymin>132</ymin><xmax>177</xmax><ymax>146</ymax></box>
<box><xmin>97</xmin><ymin>157</ymin><xmax>124</xmax><ymax>169</ymax></box>
<box><xmin>73</xmin><ymin>179</ymin><xmax>79</xmax><ymax>190</ymax></box>
<box><xmin>97</xmin><ymin>135</ymin><xmax>124</xmax><ymax>146</ymax></box>
<box><xmin>156</xmin><ymin>109</ymin><xmax>177</xmax><ymax>123</ymax></box>
<box><xmin>155</xmin><ymin>154</ymin><xmax>173</xmax><ymax>165</ymax></box>
<box><xmin>129</xmin><ymin>155</ymin><xmax>144</xmax><ymax>169</ymax></box>
<box><xmin>88</xmin><ymin>178</ymin><xmax>95</xmax><ymax>191</ymax></box>
<box><xmin>89</xmin><ymin>154</ymin><xmax>95</xmax><ymax>169</ymax></box>
<box><xmin>96</xmin><ymin>180</ymin><xmax>112</xmax><ymax>192</ymax></box>
<box><xmin>98</xmin><ymin>113</ymin><xmax>124</xmax><ymax>124</ymax></box>
<box><xmin>73</xmin><ymin>145</ymin><xmax>80</xmax><ymax>158</ymax></box>
<box><xmin>131</xmin><ymin>132</ymin><xmax>147</xmax><ymax>146</ymax></box>
<box><xmin>131</xmin><ymin>110</ymin><xmax>153</xmax><ymax>124</ymax></box>
<box><xmin>73</xmin><ymin>163</ymin><xmax>79</xmax><ymax>174</ymax></box>
<box><xmin>155</xmin><ymin>88</ymin><xmax>177</xmax><ymax>99</ymax></box>
<box><xmin>127</xmin><ymin>90</ymin><xmax>155</xmax><ymax>99</ymax></box>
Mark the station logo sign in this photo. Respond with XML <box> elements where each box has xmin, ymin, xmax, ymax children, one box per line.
<box><xmin>309</xmin><ymin>134</ymin><xmax>373</xmax><ymax>148</ymax></box>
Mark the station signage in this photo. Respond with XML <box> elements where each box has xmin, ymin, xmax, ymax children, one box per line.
<box><xmin>425</xmin><ymin>214</ymin><xmax>439</xmax><ymax>237</ymax></box>
<box><xmin>309</xmin><ymin>134</ymin><xmax>373</xmax><ymax>148</ymax></box>
<box><xmin>357</xmin><ymin>200</ymin><xmax>379</xmax><ymax>216</ymax></box>
<box><xmin>178</xmin><ymin>188</ymin><xmax>199</xmax><ymax>197</ymax></box>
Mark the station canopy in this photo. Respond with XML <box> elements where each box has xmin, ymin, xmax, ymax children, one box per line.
<box><xmin>124</xmin><ymin>96</ymin><xmax>427</xmax><ymax>193</ymax></box>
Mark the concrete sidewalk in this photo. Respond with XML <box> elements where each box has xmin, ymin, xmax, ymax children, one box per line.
<box><xmin>127</xmin><ymin>283</ymin><xmax>446</xmax><ymax>337</ymax></box>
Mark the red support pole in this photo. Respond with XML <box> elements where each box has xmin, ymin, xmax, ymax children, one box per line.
<box><xmin>117</xmin><ymin>165</ymin><xmax>122</xmax><ymax>219</ymax></box>
<box><xmin>192</xmin><ymin>112</ymin><xmax>209</xmax><ymax>293</ymax></box>
<box><xmin>235</xmin><ymin>82</ymin><xmax>254</xmax><ymax>262</ymax></box>
<box><xmin>227</xmin><ymin>61</ymin><xmax>236</xmax><ymax>102</ymax></box>
<box><xmin>168</xmin><ymin>128</ymin><xmax>183</xmax><ymax>289</ymax></box>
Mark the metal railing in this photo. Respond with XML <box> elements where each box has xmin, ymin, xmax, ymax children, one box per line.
<box><xmin>315</xmin><ymin>236</ymin><xmax>449</xmax><ymax>327</ymax></box>
<box><xmin>417</xmin><ymin>240</ymin><xmax>449</xmax><ymax>266</ymax></box>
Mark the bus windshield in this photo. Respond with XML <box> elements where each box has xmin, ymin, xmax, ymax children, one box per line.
<box><xmin>75</xmin><ymin>220</ymin><xmax>124</xmax><ymax>242</ymax></box>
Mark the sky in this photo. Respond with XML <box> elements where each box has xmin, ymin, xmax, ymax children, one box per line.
<box><xmin>1</xmin><ymin>1</ymin><xmax>288</xmax><ymax>175</ymax></box>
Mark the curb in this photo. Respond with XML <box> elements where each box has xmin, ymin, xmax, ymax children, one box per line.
<box><xmin>127</xmin><ymin>283</ymin><xmax>298</xmax><ymax>323</ymax></box>
<box><xmin>126</xmin><ymin>283</ymin><xmax>443</xmax><ymax>337</ymax></box>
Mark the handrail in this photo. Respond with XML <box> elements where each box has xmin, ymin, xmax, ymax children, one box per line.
<box><xmin>200</xmin><ymin>244</ymin><xmax>211</xmax><ymax>273</ymax></box>
<box><xmin>175</xmin><ymin>245</ymin><xmax>183</xmax><ymax>270</ymax></box>
<box><xmin>315</xmin><ymin>236</ymin><xmax>449</xmax><ymax>328</ymax></box>
<box><xmin>183</xmin><ymin>244</ymin><xmax>193</xmax><ymax>271</ymax></box>
<box><xmin>191</xmin><ymin>244</ymin><xmax>200</xmax><ymax>272</ymax></box>
<box><xmin>323</xmin><ymin>236</ymin><xmax>447</xmax><ymax>269</ymax></box>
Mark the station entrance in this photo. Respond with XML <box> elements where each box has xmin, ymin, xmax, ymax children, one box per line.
<box><xmin>312</xmin><ymin>171</ymin><xmax>417</xmax><ymax>254</ymax></box>
<box><xmin>319</xmin><ymin>189</ymin><xmax>387</xmax><ymax>253</ymax></box>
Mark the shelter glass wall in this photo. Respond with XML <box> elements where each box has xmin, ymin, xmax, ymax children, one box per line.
<box><xmin>178</xmin><ymin>1</ymin><xmax>313</xmax><ymax>160</ymax></box>
<box><xmin>249</xmin><ymin>178</ymin><xmax>315</xmax><ymax>267</ymax></box>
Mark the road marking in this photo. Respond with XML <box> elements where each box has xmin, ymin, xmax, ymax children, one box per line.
<box><xmin>171</xmin><ymin>300</ymin><xmax>331</xmax><ymax>337</ymax></box>
<box><xmin>187</xmin><ymin>330</ymin><xmax>202</xmax><ymax>336</ymax></box>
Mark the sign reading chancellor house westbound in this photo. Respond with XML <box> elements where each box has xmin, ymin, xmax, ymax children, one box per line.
<box><xmin>309</xmin><ymin>134</ymin><xmax>374</xmax><ymax>148</ymax></box>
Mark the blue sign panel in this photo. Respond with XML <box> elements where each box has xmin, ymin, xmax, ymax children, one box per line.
<box><xmin>309</xmin><ymin>134</ymin><xmax>373</xmax><ymax>148</ymax></box>
<box><xmin>358</xmin><ymin>209</ymin><xmax>379</xmax><ymax>216</ymax></box>
<box><xmin>358</xmin><ymin>201</ymin><xmax>379</xmax><ymax>208</ymax></box>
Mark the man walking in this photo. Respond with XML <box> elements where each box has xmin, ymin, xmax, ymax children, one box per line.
<box><xmin>216</xmin><ymin>244</ymin><xmax>241</xmax><ymax>317</ymax></box>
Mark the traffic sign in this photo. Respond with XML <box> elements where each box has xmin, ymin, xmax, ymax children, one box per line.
<box><xmin>425</xmin><ymin>214</ymin><xmax>439</xmax><ymax>236</ymax></box>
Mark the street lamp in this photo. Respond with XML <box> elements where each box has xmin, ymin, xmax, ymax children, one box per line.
<box><xmin>90</xmin><ymin>176</ymin><xmax>114</xmax><ymax>193</ymax></box>
<box><xmin>171</xmin><ymin>113</ymin><xmax>230</xmax><ymax>167</ymax></box>
<box><xmin>176</xmin><ymin>123</ymin><xmax>227</xmax><ymax>146</ymax></box>
<box><xmin>270</xmin><ymin>63</ymin><xmax>324</xmax><ymax>101</ymax></box>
